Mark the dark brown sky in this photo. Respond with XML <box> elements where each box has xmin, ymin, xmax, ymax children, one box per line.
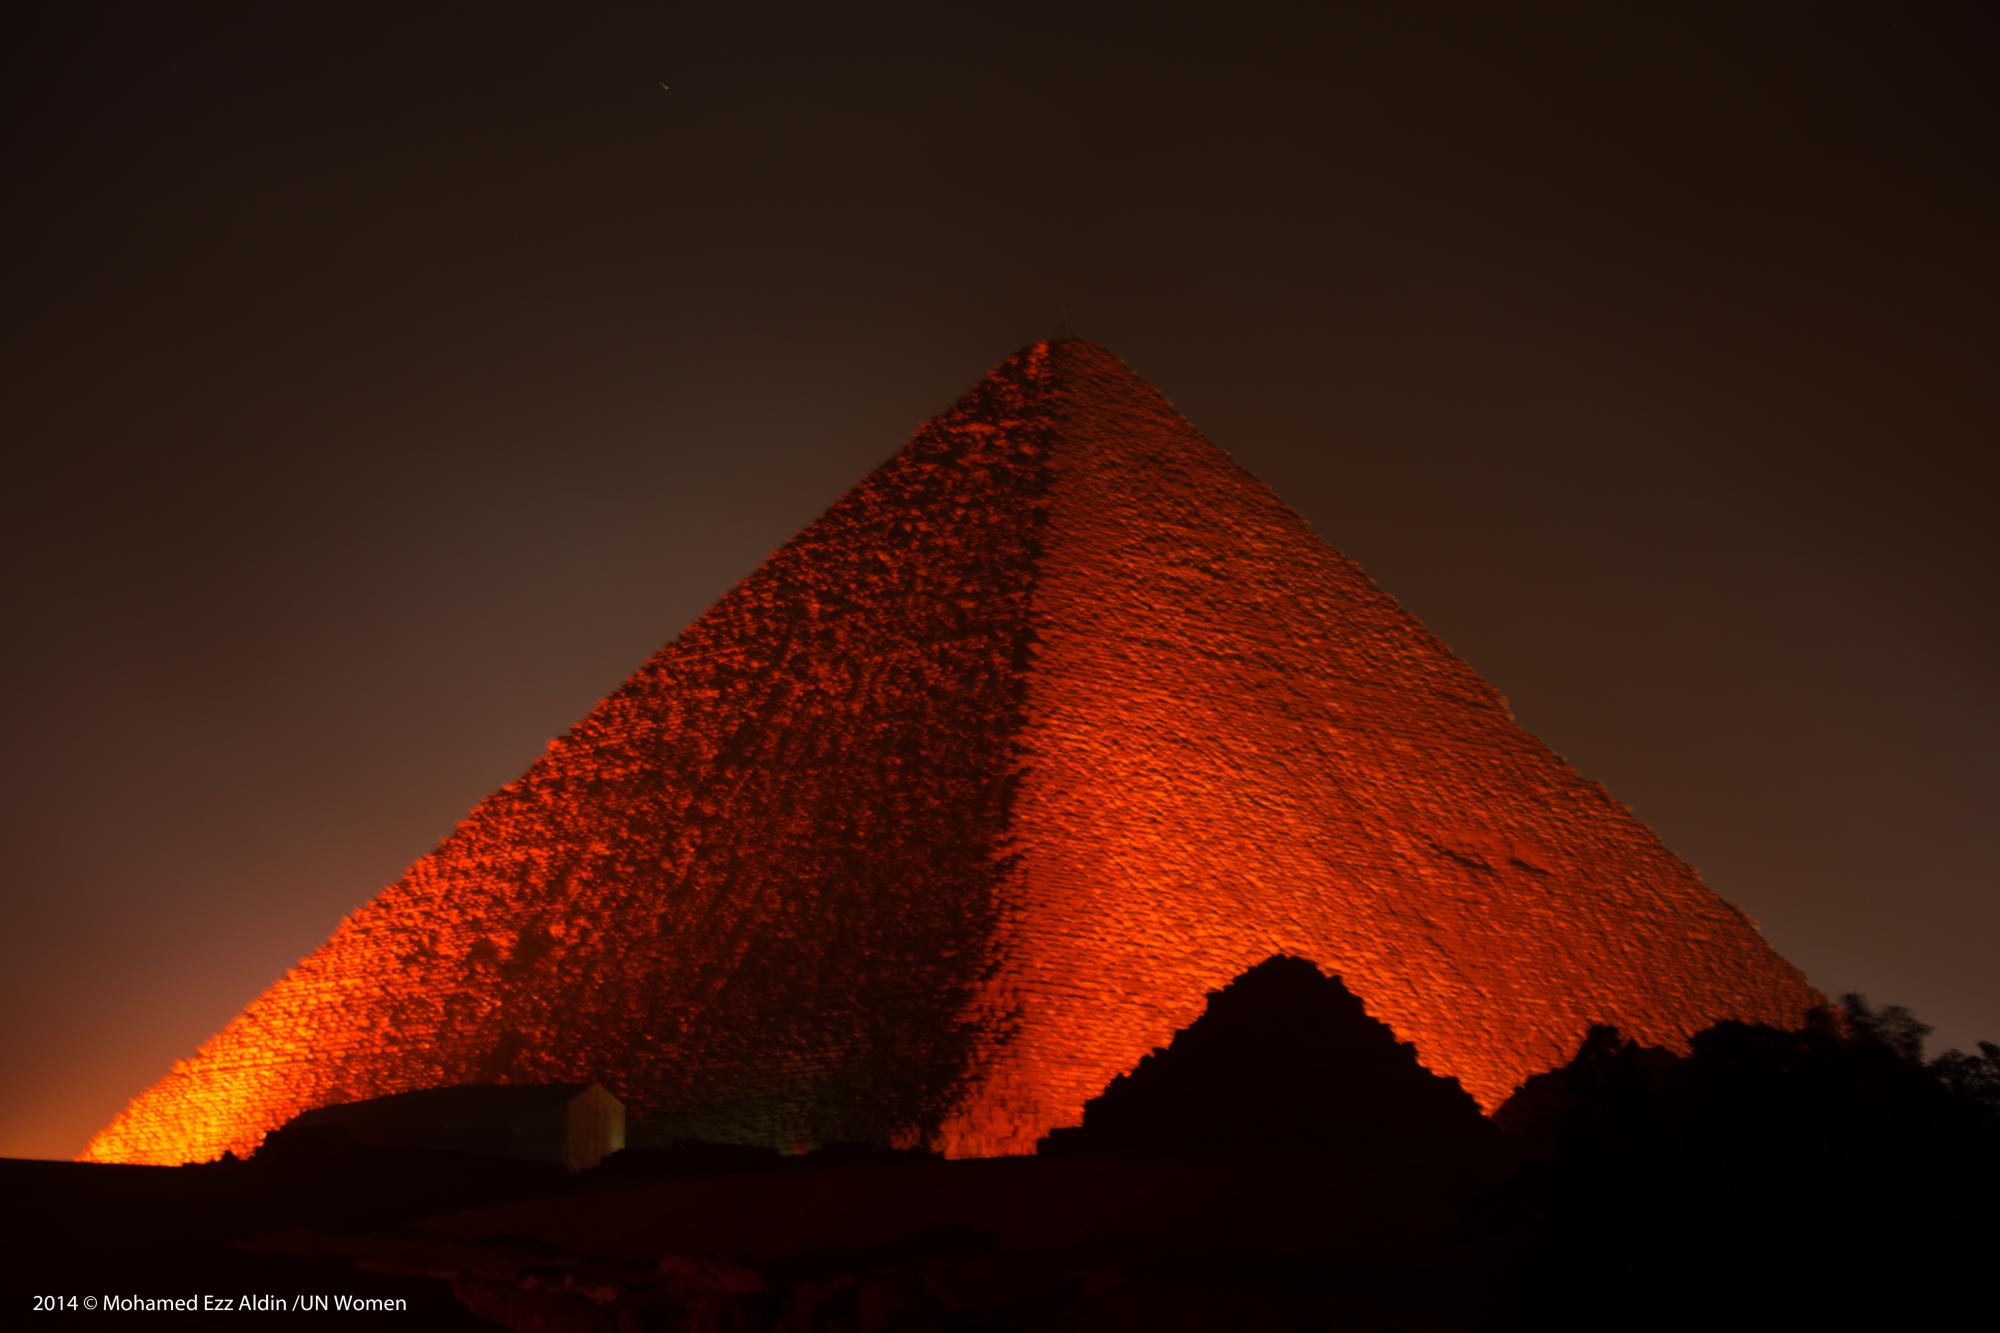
<box><xmin>3</xmin><ymin>1</ymin><xmax>1994</xmax><ymax>1160</ymax></box>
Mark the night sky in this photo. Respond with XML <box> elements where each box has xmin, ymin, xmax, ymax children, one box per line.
<box><xmin>3</xmin><ymin>2</ymin><xmax>1993</xmax><ymax>1161</ymax></box>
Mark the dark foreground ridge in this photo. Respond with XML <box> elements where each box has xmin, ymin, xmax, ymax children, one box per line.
<box><xmin>10</xmin><ymin>963</ymin><xmax>1996</xmax><ymax>1330</ymax></box>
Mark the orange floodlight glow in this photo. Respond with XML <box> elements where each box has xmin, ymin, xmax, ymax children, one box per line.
<box><xmin>82</xmin><ymin>340</ymin><xmax>1820</xmax><ymax>1165</ymax></box>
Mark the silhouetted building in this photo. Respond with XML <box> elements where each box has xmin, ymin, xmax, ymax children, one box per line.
<box><xmin>264</xmin><ymin>1083</ymin><xmax>623</xmax><ymax>1171</ymax></box>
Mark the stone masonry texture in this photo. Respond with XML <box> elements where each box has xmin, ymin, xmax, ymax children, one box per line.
<box><xmin>83</xmin><ymin>340</ymin><xmax>1823</xmax><ymax>1164</ymax></box>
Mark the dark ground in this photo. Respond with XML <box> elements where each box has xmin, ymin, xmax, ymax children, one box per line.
<box><xmin>4</xmin><ymin>1145</ymin><xmax>1519</xmax><ymax>1331</ymax></box>
<box><xmin>10</xmin><ymin>970</ymin><xmax>1996</xmax><ymax>1330</ymax></box>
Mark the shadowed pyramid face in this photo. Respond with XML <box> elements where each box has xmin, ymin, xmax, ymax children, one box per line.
<box><xmin>83</xmin><ymin>340</ymin><xmax>1822</xmax><ymax>1164</ymax></box>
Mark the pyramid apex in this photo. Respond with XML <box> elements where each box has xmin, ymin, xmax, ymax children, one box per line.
<box><xmin>1040</xmin><ymin>334</ymin><xmax>1119</xmax><ymax>359</ymax></box>
<box><xmin>992</xmin><ymin>336</ymin><xmax>1139</xmax><ymax>390</ymax></box>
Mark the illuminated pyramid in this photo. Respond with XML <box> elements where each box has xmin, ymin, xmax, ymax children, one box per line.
<box><xmin>84</xmin><ymin>340</ymin><xmax>1822</xmax><ymax>1164</ymax></box>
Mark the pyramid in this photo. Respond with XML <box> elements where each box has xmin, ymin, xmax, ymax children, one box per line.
<box><xmin>83</xmin><ymin>340</ymin><xmax>1822</xmax><ymax>1164</ymax></box>
<box><xmin>1041</xmin><ymin>955</ymin><xmax>1498</xmax><ymax>1155</ymax></box>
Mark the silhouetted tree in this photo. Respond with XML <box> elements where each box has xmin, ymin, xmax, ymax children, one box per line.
<box><xmin>1930</xmin><ymin>1040</ymin><xmax>2000</xmax><ymax>1117</ymax></box>
<box><xmin>1478</xmin><ymin>1008</ymin><xmax>2000</xmax><ymax>1330</ymax></box>
<box><xmin>1840</xmin><ymin>992</ymin><xmax>2000</xmax><ymax>1119</ymax></box>
<box><xmin>1841</xmin><ymin>991</ymin><xmax>1933</xmax><ymax>1062</ymax></box>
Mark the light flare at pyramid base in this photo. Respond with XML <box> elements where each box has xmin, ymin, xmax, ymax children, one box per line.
<box><xmin>82</xmin><ymin>339</ymin><xmax>1822</xmax><ymax>1166</ymax></box>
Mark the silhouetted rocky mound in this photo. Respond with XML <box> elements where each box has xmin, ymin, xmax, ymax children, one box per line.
<box><xmin>1040</xmin><ymin>955</ymin><xmax>1497</xmax><ymax>1158</ymax></box>
<box><xmin>1491</xmin><ymin>1024</ymin><xmax>1680</xmax><ymax>1153</ymax></box>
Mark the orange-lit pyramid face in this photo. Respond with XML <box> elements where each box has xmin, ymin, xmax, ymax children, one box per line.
<box><xmin>83</xmin><ymin>340</ymin><xmax>1822</xmax><ymax>1164</ymax></box>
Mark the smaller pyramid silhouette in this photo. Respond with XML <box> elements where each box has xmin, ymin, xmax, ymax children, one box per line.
<box><xmin>1041</xmin><ymin>955</ymin><xmax>1496</xmax><ymax>1155</ymax></box>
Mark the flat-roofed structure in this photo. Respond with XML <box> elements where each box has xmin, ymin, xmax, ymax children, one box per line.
<box><xmin>267</xmin><ymin>1082</ymin><xmax>623</xmax><ymax>1171</ymax></box>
